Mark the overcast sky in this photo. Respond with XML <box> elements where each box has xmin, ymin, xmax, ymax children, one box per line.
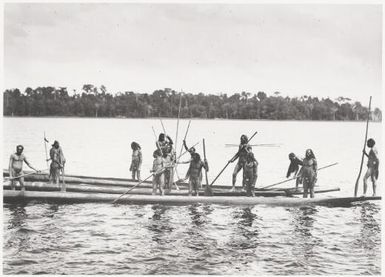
<box><xmin>3</xmin><ymin>3</ymin><xmax>382</xmax><ymax>105</ymax></box>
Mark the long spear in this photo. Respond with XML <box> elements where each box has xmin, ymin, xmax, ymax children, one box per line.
<box><xmin>354</xmin><ymin>96</ymin><xmax>372</xmax><ymax>197</ymax></box>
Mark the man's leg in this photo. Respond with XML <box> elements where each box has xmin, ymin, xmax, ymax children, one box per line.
<box><xmin>371</xmin><ymin>172</ymin><xmax>377</xmax><ymax>197</ymax></box>
<box><xmin>19</xmin><ymin>177</ymin><xmax>26</xmax><ymax>192</ymax></box>
<box><xmin>363</xmin><ymin>168</ymin><xmax>371</xmax><ymax>196</ymax></box>
<box><xmin>303</xmin><ymin>179</ymin><xmax>309</xmax><ymax>198</ymax></box>
<box><xmin>152</xmin><ymin>177</ymin><xmax>157</xmax><ymax>195</ymax></box>
<box><xmin>231</xmin><ymin>163</ymin><xmax>242</xmax><ymax>190</ymax></box>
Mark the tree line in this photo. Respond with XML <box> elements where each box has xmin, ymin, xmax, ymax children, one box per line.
<box><xmin>3</xmin><ymin>85</ymin><xmax>382</xmax><ymax>121</ymax></box>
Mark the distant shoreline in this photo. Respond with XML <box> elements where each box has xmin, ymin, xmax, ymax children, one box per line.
<box><xmin>2</xmin><ymin>116</ymin><xmax>382</xmax><ymax>123</ymax></box>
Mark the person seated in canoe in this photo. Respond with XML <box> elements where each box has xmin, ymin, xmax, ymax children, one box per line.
<box><xmin>301</xmin><ymin>149</ymin><xmax>317</xmax><ymax>198</ymax></box>
<box><xmin>156</xmin><ymin>133</ymin><xmax>173</xmax><ymax>155</ymax></box>
<box><xmin>47</xmin><ymin>140</ymin><xmax>66</xmax><ymax>191</ymax></box>
<box><xmin>187</xmin><ymin>153</ymin><xmax>209</xmax><ymax>196</ymax></box>
<box><xmin>287</xmin><ymin>152</ymin><xmax>304</xmax><ymax>191</ymax></box>
<box><xmin>151</xmin><ymin>149</ymin><xmax>165</xmax><ymax>196</ymax></box>
<box><xmin>8</xmin><ymin>145</ymin><xmax>39</xmax><ymax>191</ymax></box>
<box><xmin>362</xmin><ymin>138</ymin><xmax>379</xmax><ymax>197</ymax></box>
<box><xmin>230</xmin><ymin>134</ymin><xmax>252</xmax><ymax>192</ymax></box>
<box><xmin>130</xmin><ymin>142</ymin><xmax>142</xmax><ymax>181</ymax></box>
<box><xmin>242</xmin><ymin>152</ymin><xmax>258</xmax><ymax>197</ymax></box>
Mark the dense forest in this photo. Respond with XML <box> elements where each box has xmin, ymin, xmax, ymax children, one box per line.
<box><xmin>3</xmin><ymin>85</ymin><xmax>382</xmax><ymax>121</ymax></box>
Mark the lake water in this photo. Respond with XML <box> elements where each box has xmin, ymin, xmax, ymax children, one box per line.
<box><xmin>2</xmin><ymin>118</ymin><xmax>382</xmax><ymax>275</ymax></box>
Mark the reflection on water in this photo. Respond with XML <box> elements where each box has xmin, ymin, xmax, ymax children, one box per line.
<box><xmin>3</xmin><ymin>202</ymin><xmax>381</xmax><ymax>275</ymax></box>
<box><xmin>228</xmin><ymin>207</ymin><xmax>260</xmax><ymax>251</ymax></box>
<box><xmin>289</xmin><ymin>206</ymin><xmax>323</xmax><ymax>263</ymax></box>
<box><xmin>146</xmin><ymin>205</ymin><xmax>173</xmax><ymax>244</ymax></box>
<box><xmin>188</xmin><ymin>204</ymin><xmax>213</xmax><ymax>227</ymax></box>
<box><xmin>356</xmin><ymin>203</ymin><xmax>381</xmax><ymax>252</ymax></box>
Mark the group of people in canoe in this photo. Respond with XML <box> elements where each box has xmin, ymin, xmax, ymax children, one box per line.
<box><xmin>8</xmin><ymin>135</ymin><xmax>379</xmax><ymax>198</ymax></box>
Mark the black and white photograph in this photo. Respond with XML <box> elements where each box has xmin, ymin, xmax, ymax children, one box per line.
<box><xmin>2</xmin><ymin>2</ymin><xmax>382</xmax><ymax>275</ymax></box>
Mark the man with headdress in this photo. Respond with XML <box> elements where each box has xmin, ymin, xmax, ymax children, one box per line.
<box><xmin>8</xmin><ymin>145</ymin><xmax>39</xmax><ymax>191</ymax></box>
<box><xmin>48</xmin><ymin>140</ymin><xmax>66</xmax><ymax>190</ymax></box>
<box><xmin>363</xmin><ymin>138</ymin><xmax>379</xmax><ymax>197</ymax></box>
<box><xmin>230</xmin><ymin>134</ymin><xmax>252</xmax><ymax>191</ymax></box>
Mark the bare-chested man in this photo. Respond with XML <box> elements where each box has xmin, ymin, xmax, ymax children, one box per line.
<box><xmin>9</xmin><ymin>145</ymin><xmax>39</xmax><ymax>191</ymax></box>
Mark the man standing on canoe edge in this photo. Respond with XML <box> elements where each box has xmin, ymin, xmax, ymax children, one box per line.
<box><xmin>151</xmin><ymin>149</ymin><xmax>166</xmax><ymax>195</ymax></box>
<box><xmin>186</xmin><ymin>153</ymin><xmax>208</xmax><ymax>196</ymax></box>
<box><xmin>130</xmin><ymin>142</ymin><xmax>142</xmax><ymax>181</ymax></box>
<box><xmin>242</xmin><ymin>152</ymin><xmax>258</xmax><ymax>197</ymax></box>
<box><xmin>230</xmin><ymin>134</ymin><xmax>252</xmax><ymax>192</ymax></box>
<box><xmin>363</xmin><ymin>138</ymin><xmax>379</xmax><ymax>197</ymax></box>
<box><xmin>9</xmin><ymin>145</ymin><xmax>39</xmax><ymax>191</ymax></box>
<box><xmin>47</xmin><ymin>140</ymin><xmax>66</xmax><ymax>191</ymax></box>
<box><xmin>302</xmin><ymin>149</ymin><xmax>317</xmax><ymax>198</ymax></box>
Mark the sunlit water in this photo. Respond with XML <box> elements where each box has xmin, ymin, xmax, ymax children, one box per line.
<box><xmin>2</xmin><ymin>118</ymin><xmax>382</xmax><ymax>274</ymax></box>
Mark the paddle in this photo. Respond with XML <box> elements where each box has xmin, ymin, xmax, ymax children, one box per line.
<box><xmin>112</xmin><ymin>168</ymin><xmax>166</xmax><ymax>204</ymax></box>
<box><xmin>202</xmin><ymin>139</ymin><xmax>212</xmax><ymax>196</ymax></box>
<box><xmin>4</xmin><ymin>169</ymin><xmax>48</xmax><ymax>182</ymax></box>
<box><xmin>354</xmin><ymin>96</ymin><xmax>372</xmax><ymax>197</ymax></box>
<box><xmin>209</xmin><ymin>131</ymin><xmax>258</xmax><ymax>188</ymax></box>
<box><xmin>259</xmin><ymin>162</ymin><xmax>338</xmax><ymax>190</ymax></box>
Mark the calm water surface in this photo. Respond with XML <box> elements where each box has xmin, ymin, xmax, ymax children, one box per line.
<box><xmin>2</xmin><ymin>118</ymin><xmax>382</xmax><ymax>274</ymax></box>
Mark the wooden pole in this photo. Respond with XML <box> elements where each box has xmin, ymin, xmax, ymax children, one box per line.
<box><xmin>209</xmin><ymin>131</ymin><xmax>258</xmax><ymax>187</ymax></box>
<box><xmin>203</xmin><ymin>139</ymin><xmax>212</xmax><ymax>196</ymax></box>
<box><xmin>260</xmin><ymin>162</ymin><xmax>338</xmax><ymax>190</ymax></box>
<box><xmin>112</xmin><ymin>169</ymin><xmax>165</xmax><ymax>204</ymax></box>
<box><xmin>4</xmin><ymin>169</ymin><xmax>48</xmax><ymax>181</ymax></box>
<box><xmin>174</xmin><ymin>92</ymin><xmax>183</xmax><ymax>152</ymax></box>
<box><xmin>44</xmin><ymin>132</ymin><xmax>49</xmax><ymax>170</ymax></box>
<box><xmin>354</xmin><ymin>96</ymin><xmax>372</xmax><ymax>197</ymax></box>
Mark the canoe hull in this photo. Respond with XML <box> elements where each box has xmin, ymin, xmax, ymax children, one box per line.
<box><xmin>3</xmin><ymin>190</ymin><xmax>381</xmax><ymax>207</ymax></box>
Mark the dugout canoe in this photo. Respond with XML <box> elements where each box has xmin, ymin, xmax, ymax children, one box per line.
<box><xmin>2</xmin><ymin>170</ymin><xmax>338</xmax><ymax>193</ymax></box>
<box><xmin>3</xmin><ymin>181</ymin><xmax>340</xmax><ymax>197</ymax></box>
<box><xmin>3</xmin><ymin>190</ymin><xmax>381</xmax><ymax>207</ymax></box>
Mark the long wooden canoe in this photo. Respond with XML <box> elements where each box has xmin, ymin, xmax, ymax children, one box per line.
<box><xmin>3</xmin><ymin>181</ymin><xmax>340</xmax><ymax>197</ymax></box>
<box><xmin>2</xmin><ymin>170</ymin><xmax>338</xmax><ymax>193</ymax></box>
<box><xmin>3</xmin><ymin>190</ymin><xmax>381</xmax><ymax>207</ymax></box>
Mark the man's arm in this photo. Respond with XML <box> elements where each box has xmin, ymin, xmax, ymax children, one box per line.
<box><xmin>24</xmin><ymin>156</ymin><xmax>38</xmax><ymax>171</ymax></box>
<box><xmin>166</xmin><ymin>136</ymin><xmax>173</xmax><ymax>145</ymax></box>
<box><xmin>203</xmin><ymin>160</ymin><xmax>209</xmax><ymax>172</ymax></box>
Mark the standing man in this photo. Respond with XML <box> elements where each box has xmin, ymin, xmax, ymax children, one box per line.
<box><xmin>48</xmin><ymin>140</ymin><xmax>66</xmax><ymax>191</ymax></box>
<box><xmin>301</xmin><ymin>149</ymin><xmax>317</xmax><ymax>198</ymax></box>
<box><xmin>9</xmin><ymin>145</ymin><xmax>39</xmax><ymax>191</ymax></box>
<box><xmin>242</xmin><ymin>152</ymin><xmax>258</xmax><ymax>197</ymax></box>
<box><xmin>230</xmin><ymin>134</ymin><xmax>252</xmax><ymax>191</ymax></box>
<box><xmin>363</xmin><ymin>138</ymin><xmax>379</xmax><ymax>197</ymax></box>
<box><xmin>186</xmin><ymin>153</ymin><xmax>208</xmax><ymax>196</ymax></box>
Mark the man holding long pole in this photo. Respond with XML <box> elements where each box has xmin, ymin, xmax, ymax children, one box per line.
<box><xmin>362</xmin><ymin>138</ymin><xmax>379</xmax><ymax>197</ymax></box>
